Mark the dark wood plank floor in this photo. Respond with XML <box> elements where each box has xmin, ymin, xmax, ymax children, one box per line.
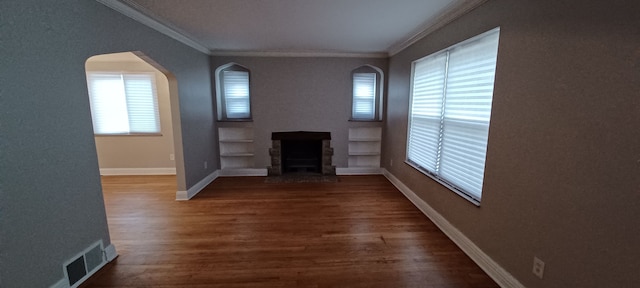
<box><xmin>87</xmin><ymin>175</ymin><xmax>498</xmax><ymax>288</ymax></box>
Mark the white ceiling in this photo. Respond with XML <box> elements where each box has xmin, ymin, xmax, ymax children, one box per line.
<box><xmin>107</xmin><ymin>0</ymin><xmax>485</xmax><ymax>56</ymax></box>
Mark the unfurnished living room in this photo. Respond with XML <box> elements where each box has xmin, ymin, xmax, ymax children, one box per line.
<box><xmin>1</xmin><ymin>1</ymin><xmax>639</xmax><ymax>288</ymax></box>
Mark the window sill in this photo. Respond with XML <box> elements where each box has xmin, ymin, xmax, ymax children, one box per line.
<box><xmin>404</xmin><ymin>160</ymin><xmax>481</xmax><ymax>207</ymax></box>
<box><xmin>217</xmin><ymin>119</ymin><xmax>253</xmax><ymax>123</ymax></box>
<box><xmin>349</xmin><ymin>119</ymin><xmax>383</xmax><ymax>122</ymax></box>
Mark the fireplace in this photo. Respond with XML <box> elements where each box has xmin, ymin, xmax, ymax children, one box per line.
<box><xmin>268</xmin><ymin>131</ymin><xmax>336</xmax><ymax>176</ymax></box>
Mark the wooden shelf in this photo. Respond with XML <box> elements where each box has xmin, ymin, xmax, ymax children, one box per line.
<box><xmin>219</xmin><ymin>127</ymin><xmax>254</xmax><ymax>169</ymax></box>
<box><xmin>348</xmin><ymin>127</ymin><xmax>382</xmax><ymax>168</ymax></box>
<box><xmin>348</xmin><ymin>137</ymin><xmax>380</xmax><ymax>142</ymax></box>
<box><xmin>220</xmin><ymin>153</ymin><xmax>254</xmax><ymax>157</ymax></box>
<box><xmin>348</xmin><ymin>152</ymin><xmax>380</xmax><ymax>156</ymax></box>
<box><xmin>219</xmin><ymin>139</ymin><xmax>254</xmax><ymax>143</ymax></box>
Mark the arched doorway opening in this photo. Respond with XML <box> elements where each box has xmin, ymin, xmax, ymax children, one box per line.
<box><xmin>84</xmin><ymin>51</ymin><xmax>186</xmax><ymax>193</ymax></box>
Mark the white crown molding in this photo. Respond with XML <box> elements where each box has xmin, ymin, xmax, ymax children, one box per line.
<box><xmin>96</xmin><ymin>0</ymin><xmax>210</xmax><ymax>54</ymax></box>
<box><xmin>388</xmin><ymin>0</ymin><xmax>489</xmax><ymax>56</ymax></box>
<box><xmin>381</xmin><ymin>169</ymin><xmax>525</xmax><ymax>288</ymax></box>
<box><xmin>211</xmin><ymin>50</ymin><xmax>388</xmax><ymax>59</ymax></box>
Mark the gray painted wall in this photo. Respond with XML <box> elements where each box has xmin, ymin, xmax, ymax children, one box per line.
<box><xmin>0</xmin><ymin>1</ymin><xmax>216</xmax><ymax>287</ymax></box>
<box><xmin>210</xmin><ymin>56</ymin><xmax>388</xmax><ymax>168</ymax></box>
<box><xmin>384</xmin><ymin>1</ymin><xmax>640</xmax><ymax>287</ymax></box>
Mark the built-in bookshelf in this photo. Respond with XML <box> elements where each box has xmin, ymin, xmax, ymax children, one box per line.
<box><xmin>218</xmin><ymin>127</ymin><xmax>254</xmax><ymax>169</ymax></box>
<box><xmin>348</xmin><ymin>127</ymin><xmax>381</xmax><ymax>168</ymax></box>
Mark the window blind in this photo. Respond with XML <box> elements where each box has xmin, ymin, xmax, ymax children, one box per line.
<box><xmin>87</xmin><ymin>73</ymin><xmax>160</xmax><ymax>134</ymax></box>
<box><xmin>222</xmin><ymin>70</ymin><xmax>250</xmax><ymax>119</ymax></box>
<box><xmin>407</xmin><ymin>28</ymin><xmax>500</xmax><ymax>203</ymax></box>
<box><xmin>352</xmin><ymin>73</ymin><xmax>376</xmax><ymax>120</ymax></box>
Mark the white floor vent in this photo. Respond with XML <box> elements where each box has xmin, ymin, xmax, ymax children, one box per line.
<box><xmin>62</xmin><ymin>241</ymin><xmax>106</xmax><ymax>288</ymax></box>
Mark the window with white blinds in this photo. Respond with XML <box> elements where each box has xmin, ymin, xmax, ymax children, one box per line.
<box><xmin>352</xmin><ymin>73</ymin><xmax>376</xmax><ymax>120</ymax></box>
<box><xmin>86</xmin><ymin>72</ymin><xmax>160</xmax><ymax>135</ymax></box>
<box><xmin>351</xmin><ymin>65</ymin><xmax>383</xmax><ymax>121</ymax></box>
<box><xmin>216</xmin><ymin>63</ymin><xmax>251</xmax><ymax>121</ymax></box>
<box><xmin>406</xmin><ymin>27</ymin><xmax>500</xmax><ymax>204</ymax></box>
<box><xmin>222</xmin><ymin>70</ymin><xmax>250</xmax><ymax>119</ymax></box>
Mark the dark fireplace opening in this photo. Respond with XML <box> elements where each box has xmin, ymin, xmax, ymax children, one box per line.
<box><xmin>282</xmin><ymin>140</ymin><xmax>322</xmax><ymax>174</ymax></box>
<box><xmin>268</xmin><ymin>131</ymin><xmax>336</xmax><ymax>176</ymax></box>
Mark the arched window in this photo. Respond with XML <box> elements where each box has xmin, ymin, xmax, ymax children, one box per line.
<box><xmin>215</xmin><ymin>63</ymin><xmax>251</xmax><ymax>121</ymax></box>
<box><xmin>351</xmin><ymin>65</ymin><xmax>383</xmax><ymax>121</ymax></box>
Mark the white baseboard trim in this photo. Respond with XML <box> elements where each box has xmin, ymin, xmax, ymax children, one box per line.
<box><xmin>50</xmin><ymin>278</ymin><xmax>67</xmax><ymax>288</ymax></box>
<box><xmin>104</xmin><ymin>243</ymin><xmax>118</xmax><ymax>262</ymax></box>
<box><xmin>218</xmin><ymin>168</ymin><xmax>268</xmax><ymax>177</ymax></box>
<box><xmin>336</xmin><ymin>167</ymin><xmax>383</xmax><ymax>175</ymax></box>
<box><xmin>381</xmin><ymin>169</ymin><xmax>524</xmax><ymax>288</ymax></box>
<box><xmin>99</xmin><ymin>167</ymin><xmax>176</xmax><ymax>176</ymax></box>
<box><xmin>176</xmin><ymin>170</ymin><xmax>219</xmax><ymax>200</ymax></box>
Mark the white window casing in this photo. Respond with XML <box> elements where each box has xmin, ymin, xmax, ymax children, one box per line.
<box><xmin>87</xmin><ymin>72</ymin><xmax>160</xmax><ymax>135</ymax></box>
<box><xmin>352</xmin><ymin>73</ymin><xmax>377</xmax><ymax>120</ymax></box>
<box><xmin>406</xmin><ymin>27</ymin><xmax>500</xmax><ymax>204</ymax></box>
<box><xmin>351</xmin><ymin>65</ymin><xmax>384</xmax><ymax>121</ymax></box>
<box><xmin>215</xmin><ymin>63</ymin><xmax>251</xmax><ymax>121</ymax></box>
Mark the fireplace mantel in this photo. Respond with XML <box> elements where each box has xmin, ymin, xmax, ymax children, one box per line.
<box><xmin>271</xmin><ymin>131</ymin><xmax>331</xmax><ymax>141</ymax></box>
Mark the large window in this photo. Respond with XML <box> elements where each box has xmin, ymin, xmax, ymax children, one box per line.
<box><xmin>406</xmin><ymin>28</ymin><xmax>500</xmax><ymax>204</ymax></box>
<box><xmin>351</xmin><ymin>65</ymin><xmax>383</xmax><ymax>121</ymax></box>
<box><xmin>215</xmin><ymin>63</ymin><xmax>251</xmax><ymax>121</ymax></box>
<box><xmin>86</xmin><ymin>72</ymin><xmax>160</xmax><ymax>135</ymax></box>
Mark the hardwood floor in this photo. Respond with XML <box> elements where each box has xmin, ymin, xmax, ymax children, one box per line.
<box><xmin>88</xmin><ymin>175</ymin><xmax>498</xmax><ymax>288</ymax></box>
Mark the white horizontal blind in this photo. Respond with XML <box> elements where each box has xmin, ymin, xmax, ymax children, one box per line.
<box><xmin>122</xmin><ymin>74</ymin><xmax>160</xmax><ymax>133</ymax></box>
<box><xmin>223</xmin><ymin>70</ymin><xmax>250</xmax><ymax>119</ymax></box>
<box><xmin>407</xmin><ymin>53</ymin><xmax>447</xmax><ymax>172</ymax></box>
<box><xmin>87</xmin><ymin>74</ymin><xmax>129</xmax><ymax>134</ymax></box>
<box><xmin>87</xmin><ymin>73</ymin><xmax>160</xmax><ymax>134</ymax></box>
<box><xmin>407</xmin><ymin>28</ymin><xmax>500</xmax><ymax>202</ymax></box>
<box><xmin>352</xmin><ymin>73</ymin><xmax>376</xmax><ymax>120</ymax></box>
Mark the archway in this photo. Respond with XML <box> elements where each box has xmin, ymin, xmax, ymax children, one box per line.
<box><xmin>84</xmin><ymin>51</ymin><xmax>186</xmax><ymax>192</ymax></box>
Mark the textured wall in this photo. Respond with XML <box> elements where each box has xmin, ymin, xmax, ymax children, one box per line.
<box><xmin>0</xmin><ymin>1</ymin><xmax>215</xmax><ymax>287</ymax></box>
<box><xmin>211</xmin><ymin>56</ymin><xmax>388</xmax><ymax>168</ymax></box>
<box><xmin>384</xmin><ymin>1</ymin><xmax>640</xmax><ymax>287</ymax></box>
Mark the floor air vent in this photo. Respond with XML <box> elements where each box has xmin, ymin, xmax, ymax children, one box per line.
<box><xmin>63</xmin><ymin>241</ymin><xmax>105</xmax><ymax>287</ymax></box>
<box><xmin>65</xmin><ymin>256</ymin><xmax>86</xmax><ymax>286</ymax></box>
<box><xmin>84</xmin><ymin>244</ymin><xmax>104</xmax><ymax>273</ymax></box>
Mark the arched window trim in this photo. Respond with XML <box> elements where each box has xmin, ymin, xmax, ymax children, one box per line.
<box><xmin>215</xmin><ymin>62</ymin><xmax>252</xmax><ymax>121</ymax></box>
<box><xmin>350</xmin><ymin>64</ymin><xmax>384</xmax><ymax>121</ymax></box>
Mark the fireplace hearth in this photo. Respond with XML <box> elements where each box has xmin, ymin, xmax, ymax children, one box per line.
<box><xmin>268</xmin><ymin>131</ymin><xmax>335</xmax><ymax>176</ymax></box>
